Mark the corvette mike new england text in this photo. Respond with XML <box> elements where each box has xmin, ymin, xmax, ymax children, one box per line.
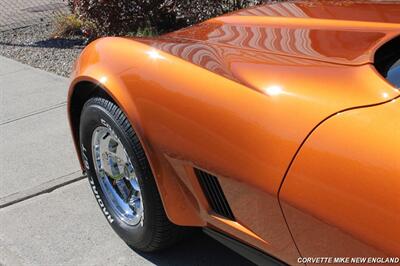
<box><xmin>297</xmin><ymin>257</ymin><xmax>400</xmax><ymax>264</ymax></box>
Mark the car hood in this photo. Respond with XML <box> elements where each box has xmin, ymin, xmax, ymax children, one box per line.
<box><xmin>133</xmin><ymin>1</ymin><xmax>400</xmax><ymax>102</ymax></box>
<box><xmin>160</xmin><ymin>0</ymin><xmax>400</xmax><ymax>66</ymax></box>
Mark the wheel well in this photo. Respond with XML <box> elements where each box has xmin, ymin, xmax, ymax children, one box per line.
<box><xmin>69</xmin><ymin>81</ymin><xmax>115</xmax><ymax>148</ymax></box>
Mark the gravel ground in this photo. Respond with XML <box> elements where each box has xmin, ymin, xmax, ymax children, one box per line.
<box><xmin>0</xmin><ymin>23</ymin><xmax>85</xmax><ymax>77</ymax></box>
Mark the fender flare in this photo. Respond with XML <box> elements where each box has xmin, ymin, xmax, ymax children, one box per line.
<box><xmin>68</xmin><ymin>38</ymin><xmax>204</xmax><ymax>226</ymax></box>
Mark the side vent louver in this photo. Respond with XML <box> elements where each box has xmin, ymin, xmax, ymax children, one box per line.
<box><xmin>194</xmin><ymin>168</ymin><xmax>235</xmax><ymax>220</ymax></box>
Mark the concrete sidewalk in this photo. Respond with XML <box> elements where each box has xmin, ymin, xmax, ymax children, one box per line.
<box><xmin>0</xmin><ymin>56</ymin><xmax>82</xmax><ymax>202</ymax></box>
<box><xmin>0</xmin><ymin>56</ymin><xmax>252</xmax><ymax>266</ymax></box>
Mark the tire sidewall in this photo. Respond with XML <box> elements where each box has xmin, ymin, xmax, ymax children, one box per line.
<box><xmin>79</xmin><ymin>102</ymin><xmax>155</xmax><ymax>247</ymax></box>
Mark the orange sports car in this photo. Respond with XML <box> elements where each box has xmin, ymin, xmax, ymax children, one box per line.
<box><xmin>68</xmin><ymin>1</ymin><xmax>400</xmax><ymax>265</ymax></box>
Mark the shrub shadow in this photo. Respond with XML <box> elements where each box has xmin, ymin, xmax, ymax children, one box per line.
<box><xmin>0</xmin><ymin>38</ymin><xmax>85</xmax><ymax>49</ymax></box>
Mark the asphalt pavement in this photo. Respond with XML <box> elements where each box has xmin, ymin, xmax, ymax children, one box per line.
<box><xmin>0</xmin><ymin>56</ymin><xmax>253</xmax><ymax>266</ymax></box>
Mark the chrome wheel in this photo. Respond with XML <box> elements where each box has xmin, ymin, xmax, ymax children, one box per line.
<box><xmin>91</xmin><ymin>126</ymin><xmax>144</xmax><ymax>226</ymax></box>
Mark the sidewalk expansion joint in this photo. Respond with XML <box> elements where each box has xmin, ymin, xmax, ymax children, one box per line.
<box><xmin>0</xmin><ymin>171</ymin><xmax>85</xmax><ymax>209</ymax></box>
<box><xmin>0</xmin><ymin>102</ymin><xmax>67</xmax><ymax>126</ymax></box>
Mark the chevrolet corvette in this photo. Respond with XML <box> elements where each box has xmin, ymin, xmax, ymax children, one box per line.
<box><xmin>67</xmin><ymin>1</ymin><xmax>400</xmax><ymax>265</ymax></box>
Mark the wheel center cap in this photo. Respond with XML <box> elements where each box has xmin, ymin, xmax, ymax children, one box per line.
<box><xmin>101</xmin><ymin>152</ymin><xmax>125</xmax><ymax>180</ymax></box>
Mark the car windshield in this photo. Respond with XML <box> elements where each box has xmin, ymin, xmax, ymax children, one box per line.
<box><xmin>387</xmin><ymin>58</ymin><xmax>400</xmax><ymax>88</ymax></box>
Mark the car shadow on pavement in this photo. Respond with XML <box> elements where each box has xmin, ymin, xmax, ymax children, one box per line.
<box><xmin>134</xmin><ymin>231</ymin><xmax>254</xmax><ymax>266</ymax></box>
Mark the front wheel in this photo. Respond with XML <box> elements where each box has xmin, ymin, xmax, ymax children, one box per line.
<box><xmin>79</xmin><ymin>97</ymin><xmax>184</xmax><ymax>251</ymax></box>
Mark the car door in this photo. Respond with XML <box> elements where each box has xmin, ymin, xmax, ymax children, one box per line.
<box><xmin>280</xmin><ymin>98</ymin><xmax>400</xmax><ymax>258</ymax></box>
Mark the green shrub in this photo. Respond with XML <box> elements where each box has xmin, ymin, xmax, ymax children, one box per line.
<box><xmin>69</xmin><ymin>0</ymin><xmax>263</xmax><ymax>37</ymax></box>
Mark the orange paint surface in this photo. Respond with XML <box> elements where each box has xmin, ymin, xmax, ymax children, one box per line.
<box><xmin>68</xmin><ymin>1</ymin><xmax>400</xmax><ymax>263</ymax></box>
<box><xmin>280</xmin><ymin>98</ymin><xmax>400</xmax><ymax>257</ymax></box>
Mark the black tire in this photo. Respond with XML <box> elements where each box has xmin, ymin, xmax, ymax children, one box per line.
<box><xmin>79</xmin><ymin>97</ymin><xmax>183</xmax><ymax>252</ymax></box>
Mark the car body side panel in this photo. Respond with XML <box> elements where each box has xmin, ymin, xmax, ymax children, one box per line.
<box><xmin>69</xmin><ymin>35</ymin><xmax>399</xmax><ymax>263</ymax></box>
<box><xmin>280</xmin><ymin>98</ymin><xmax>400</xmax><ymax>257</ymax></box>
<box><xmin>67</xmin><ymin>1</ymin><xmax>400</xmax><ymax>263</ymax></box>
<box><xmin>69</xmin><ymin>38</ymin><xmax>304</xmax><ymax>263</ymax></box>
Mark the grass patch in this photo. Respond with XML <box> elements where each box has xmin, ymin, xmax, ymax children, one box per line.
<box><xmin>52</xmin><ymin>14</ymin><xmax>97</xmax><ymax>39</ymax></box>
<box><xmin>52</xmin><ymin>14</ymin><xmax>82</xmax><ymax>38</ymax></box>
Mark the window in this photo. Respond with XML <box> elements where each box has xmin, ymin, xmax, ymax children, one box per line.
<box><xmin>387</xmin><ymin>58</ymin><xmax>400</xmax><ymax>87</ymax></box>
<box><xmin>374</xmin><ymin>36</ymin><xmax>400</xmax><ymax>88</ymax></box>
